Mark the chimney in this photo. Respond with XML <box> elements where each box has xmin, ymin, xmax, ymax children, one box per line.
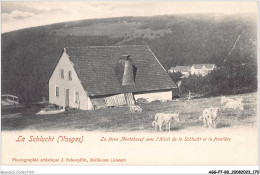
<box><xmin>115</xmin><ymin>55</ymin><xmax>135</xmax><ymax>86</ymax></box>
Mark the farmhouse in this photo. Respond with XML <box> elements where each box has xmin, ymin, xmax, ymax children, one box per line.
<box><xmin>190</xmin><ymin>64</ymin><xmax>216</xmax><ymax>76</ymax></box>
<box><xmin>49</xmin><ymin>45</ymin><xmax>176</xmax><ymax>110</ymax></box>
<box><xmin>168</xmin><ymin>66</ymin><xmax>191</xmax><ymax>77</ymax></box>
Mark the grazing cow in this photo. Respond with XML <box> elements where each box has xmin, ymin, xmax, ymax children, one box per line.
<box><xmin>224</xmin><ymin>100</ymin><xmax>243</xmax><ymax>110</ymax></box>
<box><xmin>200</xmin><ymin>107</ymin><xmax>220</xmax><ymax>129</ymax></box>
<box><xmin>129</xmin><ymin>105</ymin><xmax>142</xmax><ymax>113</ymax></box>
<box><xmin>221</xmin><ymin>96</ymin><xmax>243</xmax><ymax>104</ymax></box>
<box><xmin>209</xmin><ymin>107</ymin><xmax>220</xmax><ymax>128</ymax></box>
<box><xmin>221</xmin><ymin>96</ymin><xmax>243</xmax><ymax>110</ymax></box>
<box><xmin>152</xmin><ymin>112</ymin><xmax>180</xmax><ymax>131</ymax></box>
<box><xmin>200</xmin><ymin>108</ymin><xmax>211</xmax><ymax>127</ymax></box>
<box><xmin>221</xmin><ymin>96</ymin><xmax>235</xmax><ymax>104</ymax></box>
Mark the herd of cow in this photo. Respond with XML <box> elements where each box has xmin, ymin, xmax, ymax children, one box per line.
<box><xmin>129</xmin><ymin>96</ymin><xmax>244</xmax><ymax>131</ymax></box>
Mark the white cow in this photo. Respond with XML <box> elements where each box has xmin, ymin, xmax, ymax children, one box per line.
<box><xmin>221</xmin><ymin>96</ymin><xmax>234</xmax><ymax>104</ymax></box>
<box><xmin>152</xmin><ymin>112</ymin><xmax>180</xmax><ymax>131</ymax></box>
<box><xmin>224</xmin><ymin>100</ymin><xmax>243</xmax><ymax>110</ymax></box>
<box><xmin>221</xmin><ymin>96</ymin><xmax>243</xmax><ymax>110</ymax></box>
<box><xmin>200</xmin><ymin>107</ymin><xmax>220</xmax><ymax>129</ymax></box>
<box><xmin>129</xmin><ymin>105</ymin><xmax>142</xmax><ymax>113</ymax></box>
<box><xmin>221</xmin><ymin>96</ymin><xmax>243</xmax><ymax>103</ymax></box>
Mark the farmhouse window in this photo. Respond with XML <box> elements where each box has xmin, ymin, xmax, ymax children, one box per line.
<box><xmin>60</xmin><ymin>69</ymin><xmax>64</xmax><ymax>79</ymax></box>
<box><xmin>75</xmin><ymin>91</ymin><xmax>79</xmax><ymax>104</ymax></box>
<box><xmin>68</xmin><ymin>71</ymin><xmax>72</xmax><ymax>81</ymax></box>
<box><xmin>55</xmin><ymin>86</ymin><xmax>59</xmax><ymax>97</ymax></box>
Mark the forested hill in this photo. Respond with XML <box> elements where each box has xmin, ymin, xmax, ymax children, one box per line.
<box><xmin>1</xmin><ymin>13</ymin><xmax>257</xmax><ymax>103</ymax></box>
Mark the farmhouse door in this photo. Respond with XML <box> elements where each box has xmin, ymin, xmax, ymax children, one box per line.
<box><xmin>65</xmin><ymin>89</ymin><xmax>69</xmax><ymax>107</ymax></box>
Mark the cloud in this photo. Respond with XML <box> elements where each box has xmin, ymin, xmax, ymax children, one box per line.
<box><xmin>2</xmin><ymin>10</ymin><xmax>35</xmax><ymax>21</ymax></box>
<box><xmin>2</xmin><ymin>9</ymin><xmax>74</xmax><ymax>33</ymax></box>
<box><xmin>1</xmin><ymin>2</ymin><xmax>71</xmax><ymax>33</ymax></box>
<box><xmin>1</xmin><ymin>2</ymin><xmax>45</xmax><ymax>14</ymax></box>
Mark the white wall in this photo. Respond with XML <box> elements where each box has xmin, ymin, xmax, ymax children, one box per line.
<box><xmin>134</xmin><ymin>90</ymin><xmax>172</xmax><ymax>103</ymax></box>
<box><xmin>190</xmin><ymin>66</ymin><xmax>214</xmax><ymax>76</ymax></box>
<box><xmin>49</xmin><ymin>51</ymin><xmax>93</xmax><ymax>110</ymax></box>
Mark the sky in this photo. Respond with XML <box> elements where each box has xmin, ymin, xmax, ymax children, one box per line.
<box><xmin>1</xmin><ymin>1</ymin><xmax>258</xmax><ymax>33</ymax></box>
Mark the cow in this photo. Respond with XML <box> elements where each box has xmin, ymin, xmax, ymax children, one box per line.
<box><xmin>200</xmin><ymin>107</ymin><xmax>220</xmax><ymax>129</ymax></box>
<box><xmin>224</xmin><ymin>100</ymin><xmax>243</xmax><ymax>110</ymax></box>
<box><xmin>221</xmin><ymin>96</ymin><xmax>243</xmax><ymax>104</ymax></box>
<box><xmin>152</xmin><ymin>112</ymin><xmax>180</xmax><ymax>131</ymax></box>
<box><xmin>221</xmin><ymin>96</ymin><xmax>235</xmax><ymax>104</ymax></box>
<box><xmin>129</xmin><ymin>105</ymin><xmax>142</xmax><ymax>113</ymax></box>
<box><xmin>200</xmin><ymin>108</ymin><xmax>211</xmax><ymax>127</ymax></box>
<box><xmin>221</xmin><ymin>96</ymin><xmax>243</xmax><ymax>110</ymax></box>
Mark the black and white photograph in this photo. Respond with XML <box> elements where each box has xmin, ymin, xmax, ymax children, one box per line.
<box><xmin>1</xmin><ymin>1</ymin><xmax>259</xmax><ymax>174</ymax></box>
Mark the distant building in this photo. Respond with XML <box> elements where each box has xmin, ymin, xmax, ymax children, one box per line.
<box><xmin>190</xmin><ymin>64</ymin><xmax>216</xmax><ymax>76</ymax></box>
<box><xmin>49</xmin><ymin>45</ymin><xmax>176</xmax><ymax>110</ymax></box>
<box><xmin>168</xmin><ymin>66</ymin><xmax>191</xmax><ymax>77</ymax></box>
<box><xmin>168</xmin><ymin>64</ymin><xmax>216</xmax><ymax>77</ymax></box>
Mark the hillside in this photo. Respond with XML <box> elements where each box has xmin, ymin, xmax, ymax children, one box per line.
<box><xmin>1</xmin><ymin>14</ymin><xmax>257</xmax><ymax>103</ymax></box>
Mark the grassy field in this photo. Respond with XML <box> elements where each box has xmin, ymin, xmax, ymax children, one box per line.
<box><xmin>1</xmin><ymin>92</ymin><xmax>257</xmax><ymax>131</ymax></box>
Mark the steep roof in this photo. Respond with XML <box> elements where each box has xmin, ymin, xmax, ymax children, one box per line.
<box><xmin>65</xmin><ymin>45</ymin><xmax>176</xmax><ymax>97</ymax></box>
<box><xmin>192</xmin><ymin>64</ymin><xmax>216</xmax><ymax>69</ymax></box>
<box><xmin>169</xmin><ymin>66</ymin><xmax>190</xmax><ymax>72</ymax></box>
